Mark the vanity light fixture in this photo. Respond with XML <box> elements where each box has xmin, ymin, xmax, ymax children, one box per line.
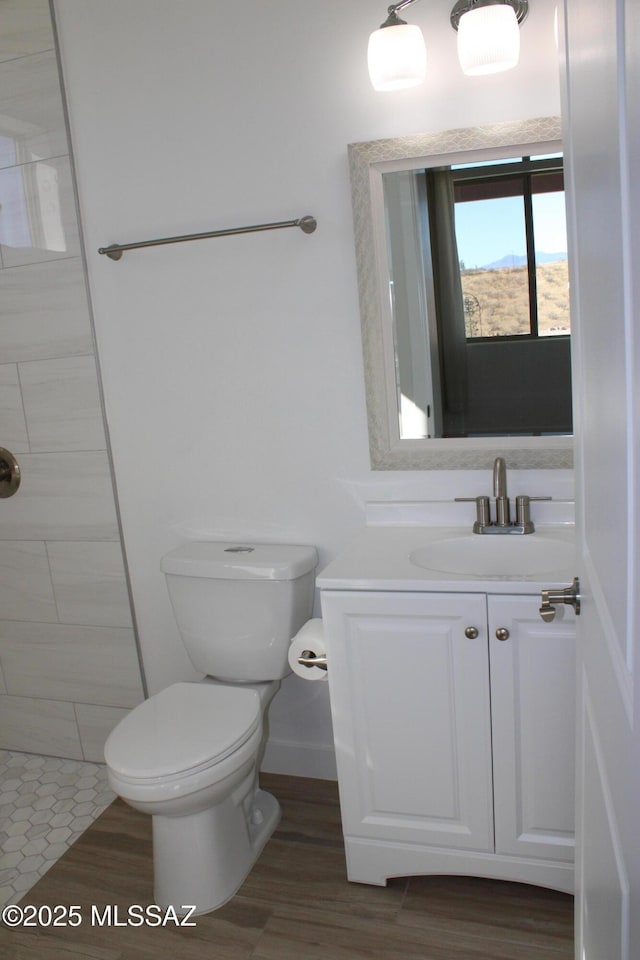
<box><xmin>368</xmin><ymin>3</ymin><xmax>427</xmax><ymax>91</ymax></box>
<box><xmin>368</xmin><ymin>0</ymin><xmax>529</xmax><ymax>90</ymax></box>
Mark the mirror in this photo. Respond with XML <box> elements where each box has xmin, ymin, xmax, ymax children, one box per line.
<box><xmin>349</xmin><ymin>116</ymin><xmax>573</xmax><ymax>470</ymax></box>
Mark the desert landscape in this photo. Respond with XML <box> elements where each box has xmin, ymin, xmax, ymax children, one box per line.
<box><xmin>461</xmin><ymin>258</ymin><xmax>570</xmax><ymax>337</ymax></box>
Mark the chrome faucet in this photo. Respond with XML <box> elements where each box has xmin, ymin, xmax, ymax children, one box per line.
<box><xmin>493</xmin><ymin>457</ymin><xmax>510</xmax><ymax>527</ymax></box>
<box><xmin>493</xmin><ymin>456</ymin><xmax>507</xmax><ymax>498</ymax></box>
<box><xmin>456</xmin><ymin>457</ymin><xmax>551</xmax><ymax>535</ymax></box>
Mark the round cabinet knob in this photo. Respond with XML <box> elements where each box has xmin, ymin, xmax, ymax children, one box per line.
<box><xmin>464</xmin><ymin>626</ymin><xmax>479</xmax><ymax>639</ymax></box>
<box><xmin>495</xmin><ymin>627</ymin><xmax>510</xmax><ymax>641</ymax></box>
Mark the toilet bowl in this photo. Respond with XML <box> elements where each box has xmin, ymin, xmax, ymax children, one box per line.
<box><xmin>105</xmin><ymin>680</ymin><xmax>280</xmax><ymax>913</ymax></box>
<box><xmin>103</xmin><ymin>540</ymin><xmax>317</xmax><ymax>915</ymax></box>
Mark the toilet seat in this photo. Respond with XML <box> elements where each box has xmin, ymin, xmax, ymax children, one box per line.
<box><xmin>104</xmin><ymin>682</ymin><xmax>261</xmax><ymax>784</ymax></box>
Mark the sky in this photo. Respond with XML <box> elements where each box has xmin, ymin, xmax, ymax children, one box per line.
<box><xmin>454</xmin><ymin>192</ymin><xmax>568</xmax><ymax>269</ymax></box>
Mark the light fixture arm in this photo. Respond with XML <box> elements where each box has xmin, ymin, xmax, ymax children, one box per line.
<box><xmin>450</xmin><ymin>0</ymin><xmax>529</xmax><ymax>32</ymax></box>
<box><xmin>379</xmin><ymin>0</ymin><xmax>421</xmax><ymax>28</ymax></box>
<box><xmin>380</xmin><ymin>0</ymin><xmax>529</xmax><ymax>31</ymax></box>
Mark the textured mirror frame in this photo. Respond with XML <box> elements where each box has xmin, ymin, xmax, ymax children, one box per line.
<box><xmin>349</xmin><ymin>115</ymin><xmax>573</xmax><ymax>470</ymax></box>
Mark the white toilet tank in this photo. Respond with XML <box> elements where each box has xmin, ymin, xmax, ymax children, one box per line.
<box><xmin>161</xmin><ymin>541</ymin><xmax>318</xmax><ymax>682</ymax></box>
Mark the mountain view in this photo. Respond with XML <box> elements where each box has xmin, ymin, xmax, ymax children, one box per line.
<box><xmin>479</xmin><ymin>251</ymin><xmax>567</xmax><ymax>270</ymax></box>
<box><xmin>460</xmin><ymin>254</ymin><xmax>570</xmax><ymax>337</ymax></box>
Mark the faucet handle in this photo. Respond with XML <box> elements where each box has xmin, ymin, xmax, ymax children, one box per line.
<box><xmin>515</xmin><ymin>495</ymin><xmax>552</xmax><ymax>532</ymax></box>
<box><xmin>515</xmin><ymin>495</ymin><xmax>531</xmax><ymax>529</ymax></box>
<box><xmin>455</xmin><ymin>495</ymin><xmax>491</xmax><ymax>531</ymax></box>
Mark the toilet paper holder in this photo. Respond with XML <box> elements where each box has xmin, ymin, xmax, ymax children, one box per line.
<box><xmin>297</xmin><ymin>649</ymin><xmax>328</xmax><ymax>671</ymax></box>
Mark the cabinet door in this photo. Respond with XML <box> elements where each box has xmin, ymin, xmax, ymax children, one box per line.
<box><xmin>488</xmin><ymin>594</ymin><xmax>575</xmax><ymax>862</ymax></box>
<box><xmin>322</xmin><ymin>591</ymin><xmax>493</xmax><ymax>852</ymax></box>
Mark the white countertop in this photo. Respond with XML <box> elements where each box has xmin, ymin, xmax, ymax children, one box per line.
<box><xmin>317</xmin><ymin>520</ymin><xmax>576</xmax><ymax>594</ymax></box>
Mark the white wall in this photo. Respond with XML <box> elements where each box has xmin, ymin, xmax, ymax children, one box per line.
<box><xmin>52</xmin><ymin>0</ymin><xmax>568</xmax><ymax>778</ymax></box>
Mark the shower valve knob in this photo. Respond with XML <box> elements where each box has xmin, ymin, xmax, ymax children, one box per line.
<box><xmin>0</xmin><ymin>447</ymin><xmax>20</xmax><ymax>498</ymax></box>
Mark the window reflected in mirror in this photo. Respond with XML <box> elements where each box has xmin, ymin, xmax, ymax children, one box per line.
<box><xmin>453</xmin><ymin>155</ymin><xmax>568</xmax><ymax>339</ymax></box>
<box><xmin>383</xmin><ymin>153</ymin><xmax>572</xmax><ymax>441</ymax></box>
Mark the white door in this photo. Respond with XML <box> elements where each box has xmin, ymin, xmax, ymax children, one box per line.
<box><xmin>561</xmin><ymin>1</ymin><xmax>640</xmax><ymax>956</ymax></box>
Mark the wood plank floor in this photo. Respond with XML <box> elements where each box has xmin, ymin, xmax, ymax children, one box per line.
<box><xmin>0</xmin><ymin>773</ymin><xmax>574</xmax><ymax>959</ymax></box>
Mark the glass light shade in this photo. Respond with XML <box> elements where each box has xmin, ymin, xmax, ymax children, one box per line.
<box><xmin>457</xmin><ymin>4</ymin><xmax>520</xmax><ymax>76</ymax></box>
<box><xmin>368</xmin><ymin>23</ymin><xmax>427</xmax><ymax>91</ymax></box>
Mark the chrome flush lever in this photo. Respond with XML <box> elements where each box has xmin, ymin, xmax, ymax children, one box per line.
<box><xmin>539</xmin><ymin>577</ymin><xmax>581</xmax><ymax>622</ymax></box>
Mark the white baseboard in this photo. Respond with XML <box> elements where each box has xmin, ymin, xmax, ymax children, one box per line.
<box><xmin>261</xmin><ymin>738</ymin><xmax>337</xmax><ymax>781</ymax></box>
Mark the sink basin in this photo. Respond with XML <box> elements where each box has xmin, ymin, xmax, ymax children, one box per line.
<box><xmin>410</xmin><ymin>534</ymin><xmax>574</xmax><ymax>578</ymax></box>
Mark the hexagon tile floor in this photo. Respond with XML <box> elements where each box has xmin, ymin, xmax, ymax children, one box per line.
<box><xmin>0</xmin><ymin>750</ymin><xmax>114</xmax><ymax>908</ymax></box>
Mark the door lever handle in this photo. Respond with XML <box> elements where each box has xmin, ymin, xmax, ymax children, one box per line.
<box><xmin>539</xmin><ymin>577</ymin><xmax>580</xmax><ymax>622</ymax></box>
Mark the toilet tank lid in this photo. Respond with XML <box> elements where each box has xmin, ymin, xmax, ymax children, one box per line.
<box><xmin>161</xmin><ymin>541</ymin><xmax>318</xmax><ymax>580</ymax></box>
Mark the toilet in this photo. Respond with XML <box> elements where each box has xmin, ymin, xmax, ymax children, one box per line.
<box><xmin>103</xmin><ymin>540</ymin><xmax>317</xmax><ymax>915</ymax></box>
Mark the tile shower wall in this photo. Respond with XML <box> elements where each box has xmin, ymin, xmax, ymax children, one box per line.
<box><xmin>0</xmin><ymin>0</ymin><xmax>144</xmax><ymax>760</ymax></box>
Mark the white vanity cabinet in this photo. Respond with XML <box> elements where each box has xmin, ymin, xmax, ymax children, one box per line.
<box><xmin>488</xmin><ymin>595</ymin><xmax>575</xmax><ymax>867</ymax></box>
<box><xmin>320</xmin><ymin>589</ymin><xmax>575</xmax><ymax>894</ymax></box>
